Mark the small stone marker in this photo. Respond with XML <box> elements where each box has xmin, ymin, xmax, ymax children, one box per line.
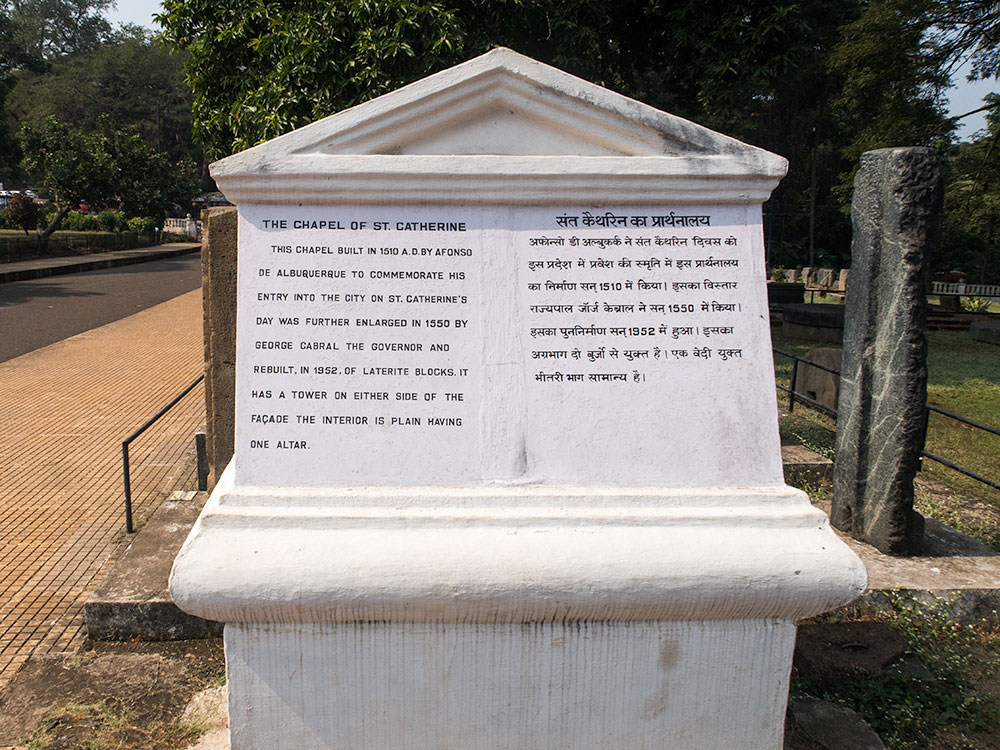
<box><xmin>839</xmin><ymin>268</ymin><xmax>850</xmax><ymax>291</ymax></box>
<box><xmin>171</xmin><ymin>49</ymin><xmax>865</xmax><ymax>750</ymax></box>
<box><xmin>797</xmin><ymin>347</ymin><xmax>842</xmax><ymax>414</ymax></box>
<box><xmin>832</xmin><ymin>147</ymin><xmax>942</xmax><ymax>554</ymax></box>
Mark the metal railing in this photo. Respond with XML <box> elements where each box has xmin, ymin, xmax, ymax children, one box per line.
<box><xmin>0</xmin><ymin>231</ymin><xmax>159</xmax><ymax>263</ymax></box>
<box><xmin>122</xmin><ymin>374</ymin><xmax>205</xmax><ymax>533</ymax></box>
<box><xmin>774</xmin><ymin>348</ymin><xmax>839</xmax><ymax>419</ymax></box>
<box><xmin>774</xmin><ymin>348</ymin><xmax>999</xmax><ymax>491</ymax></box>
<box><xmin>921</xmin><ymin>405</ymin><xmax>1000</xmax><ymax>490</ymax></box>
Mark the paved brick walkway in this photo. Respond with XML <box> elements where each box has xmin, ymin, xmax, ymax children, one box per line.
<box><xmin>0</xmin><ymin>290</ymin><xmax>205</xmax><ymax>688</ymax></box>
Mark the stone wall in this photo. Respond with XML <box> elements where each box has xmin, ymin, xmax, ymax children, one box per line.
<box><xmin>200</xmin><ymin>207</ymin><xmax>237</xmax><ymax>487</ymax></box>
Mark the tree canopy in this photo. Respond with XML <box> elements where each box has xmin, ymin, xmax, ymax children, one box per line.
<box><xmin>18</xmin><ymin>115</ymin><xmax>200</xmax><ymax>237</ymax></box>
<box><xmin>156</xmin><ymin>0</ymin><xmax>917</xmax><ymax>265</ymax></box>
<box><xmin>7</xmin><ymin>29</ymin><xmax>198</xmax><ymax>164</ymax></box>
<box><xmin>1</xmin><ymin>0</ymin><xmax>202</xmax><ymax>227</ymax></box>
<box><xmin>2</xmin><ymin>0</ymin><xmax>995</xmax><ymax>275</ymax></box>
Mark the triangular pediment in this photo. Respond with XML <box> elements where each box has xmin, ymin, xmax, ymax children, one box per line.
<box><xmin>211</xmin><ymin>48</ymin><xmax>786</xmax><ymax>205</ymax></box>
<box><xmin>291</xmin><ymin>63</ymin><xmax>699</xmax><ymax>158</ymax></box>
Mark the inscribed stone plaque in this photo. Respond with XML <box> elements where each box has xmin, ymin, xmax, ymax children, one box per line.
<box><xmin>235</xmin><ymin>204</ymin><xmax>781</xmax><ymax>488</ymax></box>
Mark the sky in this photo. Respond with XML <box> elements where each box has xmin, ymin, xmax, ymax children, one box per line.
<box><xmin>104</xmin><ymin>0</ymin><xmax>163</xmax><ymax>31</ymax></box>
<box><xmin>104</xmin><ymin>0</ymin><xmax>998</xmax><ymax>140</ymax></box>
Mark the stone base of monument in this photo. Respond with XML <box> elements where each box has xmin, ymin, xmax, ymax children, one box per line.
<box><xmin>224</xmin><ymin>620</ymin><xmax>795</xmax><ymax>749</ymax></box>
<box><xmin>172</xmin><ymin>466</ymin><xmax>866</xmax><ymax>750</ymax></box>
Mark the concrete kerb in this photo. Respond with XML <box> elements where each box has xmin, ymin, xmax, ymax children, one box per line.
<box><xmin>85</xmin><ymin>492</ymin><xmax>223</xmax><ymax>641</ymax></box>
<box><xmin>0</xmin><ymin>243</ymin><xmax>200</xmax><ymax>284</ymax></box>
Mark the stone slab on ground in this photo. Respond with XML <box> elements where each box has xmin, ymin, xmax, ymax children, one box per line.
<box><xmin>781</xmin><ymin>442</ymin><xmax>834</xmax><ymax>485</ymax></box>
<box><xmin>817</xmin><ymin>500</ymin><xmax>1000</xmax><ymax>624</ymax></box>
<box><xmin>182</xmin><ymin>685</ymin><xmax>229</xmax><ymax>750</ymax></box>
<box><xmin>86</xmin><ymin>494</ymin><xmax>222</xmax><ymax>641</ymax></box>
<box><xmin>970</xmin><ymin>318</ymin><xmax>1000</xmax><ymax>345</ymax></box>
<box><xmin>0</xmin><ymin>243</ymin><xmax>200</xmax><ymax>283</ymax></box>
<box><xmin>787</xmin><ymin>698</ymin><xmax>886</xmax><ymax>750</ymax></box>
<box><xmin>794</xmin><ymin>622</ymin><xmax>908</xmax><ymax>685</ymax></box>
<box><xmin>796</xmin><ymin>348</ymin><xmax>842</xmax><ymax>415</ymax></box>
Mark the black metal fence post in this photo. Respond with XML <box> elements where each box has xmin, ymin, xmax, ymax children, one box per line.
<box><xmin>789</xmin><ymin>358</ymin><xmax>799</xmax><ymax>414</ymax></box>
<box><xmin>122</xmin><ymin>442</ymin><xmax>134</xmax><ymax>533</ymax></box>
<box><xmin>121</xmin><ymin>374</ymin><xmax>205</xmax><ymax>532</ymax></box>
<box><xmin>196</xmin><ymin>431</ymin><xmax>209</xmax><ymax>492</ymax></box>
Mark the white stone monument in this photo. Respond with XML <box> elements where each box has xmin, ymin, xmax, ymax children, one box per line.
<box><xmin>171</xmin><ymin>48</ymin><xmax>865</xmax><ymax>750</ymax></box>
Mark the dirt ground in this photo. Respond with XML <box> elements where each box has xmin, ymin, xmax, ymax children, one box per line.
<box><xmin>0</xmin><ymin>638</ymin><xmax>224</xmax><ymax>750</ymax></box>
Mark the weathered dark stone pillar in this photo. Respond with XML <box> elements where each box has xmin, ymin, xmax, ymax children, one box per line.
<box><xmin>832</xmin><ymin>147</ymin><xmax>941</xmax><ymax>555</ymax></box>
<box><xmin>201</xmin><ymin>206</ymin><xmax>238</xmax><ymax>488</ymax></box>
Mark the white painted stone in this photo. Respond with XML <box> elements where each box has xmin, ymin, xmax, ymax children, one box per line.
<box><xmin>234</xmin><ymin>203</ymin><xmax>778</xmax><ymax>488</ymax></box>
<box><xmin>210</xmin><ymin>49</ymin><xmax>785</xmax><ymax>206</ymax></box>
<box><xmin>171</xmin><ymin>48</ymin><xmax>865</xmax><ymax>750</ymax></box>
<box><xmin>225</xmin><ymin>621</ymin><xmax>795</xmax><ymax>750</ymax></box>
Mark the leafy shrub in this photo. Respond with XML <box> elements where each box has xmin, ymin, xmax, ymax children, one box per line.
<box><xmin>61</xmin><ymin>210</ymin><xmax>102</xmax><ymax>231</ymax></box>
<box><xmin>771</xmin><ymin>266</ymin><xmax>788</xmax><ymax>282</ymax></box>
<box><xmin>961</xmin><ymin>296</ymin><xmax>992</xmax><ymax>313</ymax></box>
<box><xmin>98</xmin><ymin>210</ymin><xmax>127</xmax><ymax>233</ymax></box>
<box><xmin>126</xmin><ymin>216</ymin><xmax>155</xmax><ymax>233</ymax></box>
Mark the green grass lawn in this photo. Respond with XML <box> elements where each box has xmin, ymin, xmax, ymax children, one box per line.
<box><xmin>771</xmin><ymin>324</ymin><xmax>1000</xmax><ymax>525</ymax></box>
<box><xmin>923</xmin><ymin>330</ymin><xmax>1000</xmax><ymax>501</ymax></box>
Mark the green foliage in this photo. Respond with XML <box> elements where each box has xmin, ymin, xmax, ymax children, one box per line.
<box><xmin>2</xmin><ymin>191</ymin><xmax>37</xmax><ymax>232</ymax></box>
<box><xmin>97</xmin><ymin>208</ymin><xmax>125</xmax><ymax>232</ymax></box>
<box><xmin>6</xmin><ymin>32</ymin><xmax>199</xmax><ymax>165</ymax></box>
<box><xmin>59</xmin><ymin>208</ymin><xmax>100</xmax><ymax>231</ymax></box>
<box><xmin>157</xmin><ymin>0</ymin><xmax>859</xmax><ymax>163</ymax></box>
<box><xmin>795</xmin><ymin>594</ymin><xmax>997</xmax><ymax>748</ymax></box>
<box><xmin>930</xmin><ymin>0</ymin><xmax>1000</xmax><ymax>81</ymax></box>
<box><xmin>126</xmin><ymin>215</ymin><xmax>154</xmax><ymax>233</ymax></box>
<box><xmin>2</xmin><ymin>0</ymin><xmax>114</xmax><ymax>59</ymax></box>
<box><xmin>828</xmin><ymin>0</ymin><xmax>952</xmax><ymax>203</ymax></box>
<box><xmin>18</xmin><ymin>116</ymin><xmax>115</xmax><ymax>220</ymax></box>
<box><xmin>18</xmin><ymin>116</ymin><xmax>200</xmax><ymax>237</ymax></box>
<box><xmin>939</xmin><ymin>97</ymin><xmax>1000</xmax><ymax>284</ymax></box>
<box><xmin>961</xmin><ymin>295</ymin><xmax>993</xmax><ymax>312</ymax></box>
<box><xmin>156</xmin><ymin>0</ymin><xmax>465</xmax><ymax>158</ymax></box>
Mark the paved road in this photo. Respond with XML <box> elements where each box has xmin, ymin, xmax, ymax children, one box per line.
<box><xmin>0</xmin><ymin>252</ymin><xmax>202</xmax><ymax>362</ymax></box>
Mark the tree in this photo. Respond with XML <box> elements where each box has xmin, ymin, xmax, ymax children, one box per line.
<box><xmin>18</xmin><ymin>116</ymin><xmax>200</xmax><ymax>239</ymax></box>
<box><xmin>156</xmin><ymin>0</ymin><xmax>464</xmax><ymax>159</ymax></box>
<box><xmin>156</xmin><ymin>0</ymin><xmax>859</xmax><ymax>161</ymax></box>
<box><xmin>102</xmin><ymin>124</ymin><xmax>200</xmax><ymax>223</ymax></box>
<box><xmin>940</xmin><ymin>95</ymin><xmax>1000</xmax><ymax>283</ymax></box>
<box><xmin>924</xmin><ymin>1</ymin><xmax>1000</xmax><ymax>81</ymax></box>
<box><xmin>0</xmin><ymin>6</ymin><xmax>44</xmax><ymax>174</ymax></box>
<box><xmin>829</xmin><ymin>0</ymin><xmax>953</xmax><ymax>186</ymax></box>
<box><xmin>7</xmin><ymin>31</ymin><xmax>199</xmax><ymax>164</ymax></box>
<box><xmin>156</xmin><ymin>0</ymin><xmax>972</xmax><ymax>267</ymax></box>
<box><xmin>18</xmin><ymin>116</ymin><xmax>114</xmax><ymax>236</ymax></box>
<box><xmin>2</xmin><ymin>0</ymin><xmax>113</xmax><ymax>59</ymax></box>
